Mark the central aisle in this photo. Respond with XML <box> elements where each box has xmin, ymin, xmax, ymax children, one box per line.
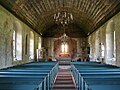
<box><xmin>52</xmin><ymin>64</ymin><xmax>76</xmax><ymax>90</ymax></box>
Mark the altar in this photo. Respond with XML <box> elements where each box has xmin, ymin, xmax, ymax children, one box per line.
<box><xmin>56</xmin><ymin>58</ymin><xmax>71</xmax><ymax>65</ymax></box>
<box><xmin>59</xmin><ymin>53</ymin><xmax>70</xmax><ymax>58</ymax></box>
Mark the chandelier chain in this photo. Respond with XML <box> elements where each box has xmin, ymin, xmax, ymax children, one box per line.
<box><xmin>54</xmin><ymin>11</ymin><xmax>73</xmax><ymax>44</ymax></box>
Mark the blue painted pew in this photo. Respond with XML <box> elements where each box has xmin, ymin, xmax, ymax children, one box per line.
<box><xmin>80</xmin><ymin>74</ymin><xmax>120</xmax><ymax>90</ymax></box>
<box><xmin>83</xmin><ymin>78</ymin><xmax>120</xmax><ymax>90</ymax></box>
<box><xmin>0</xmin><ymin>72</ymin><xmax>51</xmax><ymax>90</ymax></box>
<box><xmin>72</xmin><ymin>62</ymin><xmax>118</xmax><ymax>68</ymax></box>
<box><xmin>0</xmin><ymin>62</ymin><xmax>58</xmax><ymax>90</ymax></box>
<box><xmin>12</xmin><ymin>62</ymin><xmax>57</xmax><ymax>68</ymax></box>
<box><xmin>72</xmin><ymin>70</ymin><xmax>120</xmax><ymax>89</ymax></box>
<box><xmin>6</xmin><ymin>62</ymin><xmax>58</xmax><ymax>78</ymax></box>
<box><xmin>71</xmin><ymin>62</ymin><xmax>120</xmax><ymax>90</ymax></box>
<box><xmin>0</xmin><ymin>69</ymin><xmax>56</xmax><ymax>89</ymax></box>
<box><xmin>0</xmin><ymin>71</ymin><xmax>48</xmax><ymax>90</ymax></box>
<box><xmin>0</xmin><ymin>84</ymin><xmax>40</xmax><ymax>90</ymax></box>
<box><xmin>88</xmin><ymin>85</ymin><xmax>120</xmax><ymax>90</ymax></box>
<box><xmin>0</xmin><ymin>76</ymin><xmax>47</xmax><ymax>90</ymax></box>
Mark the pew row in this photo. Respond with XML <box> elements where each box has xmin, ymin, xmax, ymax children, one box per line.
<box><xmin>71</xmin><ymin>62</ymin><xmax>120</xmax><ymax>90</ymax></box>
<box><xmin>0</xmin><ymin>62</ymin><xmax>58</xmax><ymax>90</ymax></box>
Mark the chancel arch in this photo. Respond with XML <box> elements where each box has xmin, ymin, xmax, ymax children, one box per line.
<box><xmin>54</xmin><ymin>38</ymin><xmax>77</xmax><ymax>58</ymax></box>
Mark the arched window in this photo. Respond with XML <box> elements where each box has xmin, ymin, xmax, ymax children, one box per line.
<box><xmin>61</xmin><ymin>43</ymin><xmax>64</xmax><ymax>53</ymax></box>
<box><xmin>112</xmin><ymin>30</ymin><xmax>116</xmax><ymax>65</ymax></box>
<box><xmin>36</xmin><ymin>37</ymin><xmax>42</xmax><ymax>60</ymax></box>
<box><xmin>13</xmin><ymin>21</ymin><xmax>22</xmax><ymax>61</ymax></box>
<box><xmin>38</xmin><ymin>37</ymin><xmax>41</xmax><ymax>49</ymax></box>
<box><xmin>64</xmin><ymin>43</ymin><xmax>68</xmax><ymax>53</ymax></box>
<box><xmin>25</xmin><ymin>34</ymin><xmax>28</xmax><ymax>55</ymax></box>
<box><xmin>29</xmin><ymin>31</ymin><xmax>34</xmax><ymax>60</ymax></box>
<box><xmin>113</xmin><ymin>31</ymin><xmax>116</xmax><ymax>58</ymax></box>
<box><xmin>61</xmin><ymin>43</ymin><xmax>68</xmax><ymax>54</ymax></box>
<box><xmin>13</xmin><ymin>31</ymin><xmax>16</xmax><ymax>61</ymax></box>
<box><xmin>101</xmin><ymin>44</ymin><xmax>105</xmax><ymax>57</ymax></box>
<box><xmin>106</xmin><ymin>20</ymin><xmax>116</xmax><ymax>64</ymax></box>
<box><xmin>95</xmin><ymin>31</ymin><xmax>100</xmax><ymax>60</ymax></box>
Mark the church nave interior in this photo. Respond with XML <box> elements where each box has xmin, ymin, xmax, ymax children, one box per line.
<box><xmin>1</xmin><ymin>0</ymin><xmax>120</xmax><ymax>90</ymax></box>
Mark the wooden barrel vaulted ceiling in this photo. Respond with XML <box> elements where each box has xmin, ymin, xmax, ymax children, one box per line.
<box><xmin>0</xmin><ymin>0</ymin><xmax>120</xmax><ymax>38</ymax></box>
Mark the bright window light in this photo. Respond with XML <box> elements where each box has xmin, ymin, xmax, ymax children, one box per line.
<box><xmin>30</xmin><ymin>31</ymin><xmax>34</xmax><ymax>59</ymax></box>
<box><xmin>61</xmin><ymin>43</ymin><xmax>68</xmax><ymax>54</ymax></box>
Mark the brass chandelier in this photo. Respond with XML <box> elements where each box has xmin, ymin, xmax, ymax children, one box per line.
<box><xmin>54</xmin><ymin>11</ymin><xmax>73</xmax><ymax>26</ymax></box>
<box><xmin>54</xmin><ymin>11</ymin><xmax>73</xmax><ymax>44</ymax></box>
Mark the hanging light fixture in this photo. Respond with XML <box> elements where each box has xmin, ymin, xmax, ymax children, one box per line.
<box><xmin>60</xmin><ymin>26</ymin><xmax>68</xmax><ymax>44</ymax></box>
<box><xmin>54</xmin><ymin>11</ymin><xmax>73</xmax><ymax>26</ymax></box>
<box><xmin>54</xmin><ymin>11</ymin><xmax>73</xmax><ymax>43</ymax></box>
<box><xmin>54</xmin><ymin>11</ymin><xmax>73</xmax><ymax>54</ymax></box>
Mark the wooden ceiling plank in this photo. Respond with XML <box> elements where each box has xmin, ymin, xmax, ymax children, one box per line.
<box><xmin>94</xmin><ymin>0</ymin><xmax>120</xmax><ymax>24</ymax></box>
<box><xmin>84</xmin><ymin>0</ymin><xmax>90</xmax><ymax>14</ymax></box>
<box><xmin>12</xmin><ymin>0</ymin><xmax>26</xmax><ymax>12</ymax></box>
<box><xmin>1</xmin><ymin>0</ymin><xmax>120</xmax><ymax>37</ymax></box>
<box><xmin>89</xmin><ymin>0</ymin><xmax>101</xmax><ymax>20</ymax></box>
<box><xmin>42</xmin><ymin>0</ymin><xmax>49</xmax><ymax>12</ymax></box>
<box><xmin>20</xmin><ymin>11</ymin><xmax>35</xmax><ymax>26</ymax></box>
<box><xmin>80</xmin><ymin>0</ymin><xmax>86</xmax><ymax>12</ymax></box>
<box><xmin>92</xmin><ymin>0</ymin><xmax>113</xmax><ymax>20</ymax></box>
<box><xmin>95</xmin><ymin>1</ymin><xmax>120</xmax><ymax>24</ymax></box>
<box><xmin>40</xmin><ymin>1</ymin><xmax>46</xmax><ymax>13</ymax></box>
<box><xmin>86</xmin><ymin>0</ymin><xmax>95</xmax><ymax>18</ymax></box>
<box><xmin>46</xmin><ymin>0</ymin><xmax>52</xmax><ymax>10</ymax></box>
<box><xmin>28</xmin><ymin>1</ymin><xmax>39</xmax><ymax>21</ymax></box>
<box><xmin>76</xmin><ymin>0</ymin><xmax>80</xmax><ymax>9</ymax></box>
<box><xmin>90</xmin><ymin>1</ymin><xmax>99</xmax><ymax>17</ymax></box>
<box><xmin>84</xmin><ymin>1</ymin><xmax>97</xmax><ymax>27</ymax></box>
<box><xmin>36</xmin><ymin>3</ymin><xmax>43</xmax><ymax>15</ymax></box>
<box><xmin>32</xmin><ymin>0</ymin><xmax>41</xmax><ymax>15</ymax></box>
<box><xmin>91</xmin><ymin>0</ymin><xmax>107</xmax><ymax>24</ymax></box>
<box><xmin>78</xmin><ymin>0</ymin><xmax>82</xmax><ymax>11</ymax></box>
<box><xmin>84</xmin><ymin>0</ymin><xmax>89</xmax><ymax>13</ymax></box>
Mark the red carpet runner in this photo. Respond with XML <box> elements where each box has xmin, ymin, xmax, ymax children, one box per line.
<box><xmin>52</xmin><ymin>65</ymin><xmax>76</xmax><ymax>90</ymax></box>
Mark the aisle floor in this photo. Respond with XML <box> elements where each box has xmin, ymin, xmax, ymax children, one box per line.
<box><xmin>52</xmin><ymin>65</ymin><xmax>76</xmax><ymax>90</ymax></box>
